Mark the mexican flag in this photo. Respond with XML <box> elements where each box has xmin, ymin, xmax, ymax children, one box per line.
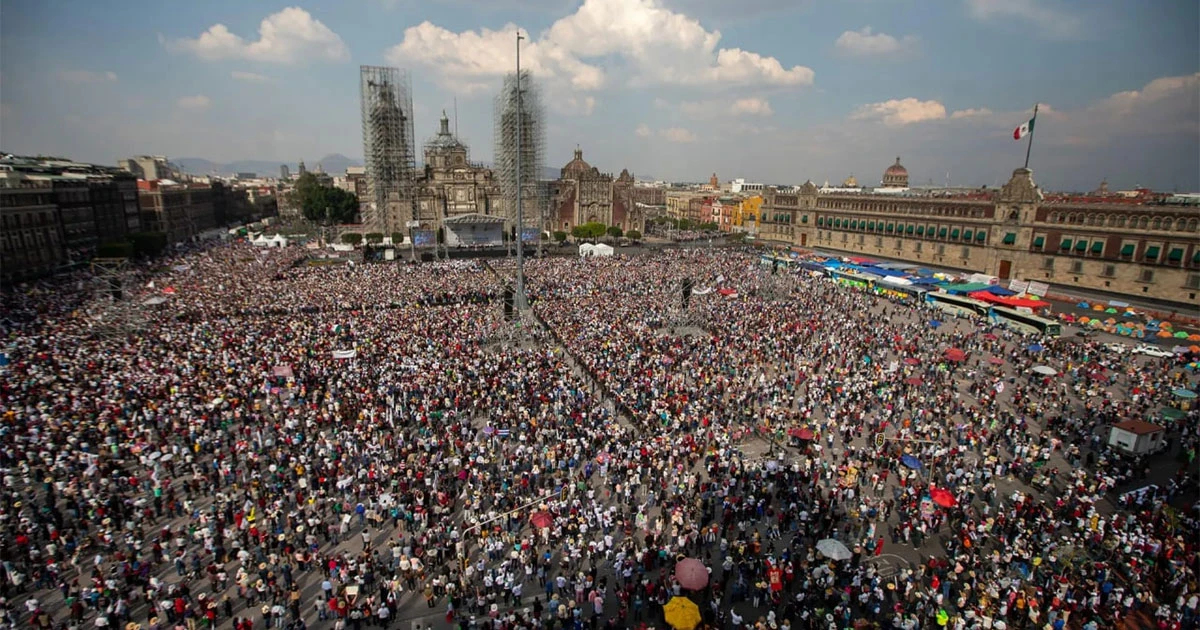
<box><xmin>1013</xmin><ymin>115</ymin><xmax>1035</xmax><ymax>140</ymax></box>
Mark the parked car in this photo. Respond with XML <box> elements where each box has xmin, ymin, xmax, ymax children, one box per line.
<box><xmin>1104</xmin><ymin>342</ymin><xmax>1130</xmax><ymax>354</ymax></box>
<box><xmin>1131</xmin><ymin>344</ymin><xmax>1174</xmax><ymax>358</ymax></box>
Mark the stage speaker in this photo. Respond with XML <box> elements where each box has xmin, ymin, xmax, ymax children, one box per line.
<box><xmin>503</xmin><ymin>285</ymin><xmax>514</xmax><ymax>320</ymax></box>
<box><xmin>681</xmin><ymin>277</ymin><xmax>693</xmax><ymax>308</ymax></box>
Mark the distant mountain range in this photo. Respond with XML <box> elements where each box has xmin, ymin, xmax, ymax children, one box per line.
<box><xmin>176</xmin><ymin>156</ymin><xmax>590</xmax><ymax>182</ymax></box>
<box><xmin>175</xmin><ymin>154</ymin><xmax>363</xmax><ymax>177</ymax></box>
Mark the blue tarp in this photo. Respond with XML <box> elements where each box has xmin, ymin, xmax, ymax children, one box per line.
<box><xmin>983</xmin><ymin>285</ymin><xmax>1017</xmax><ymax>296</ymax></box>
<box><xmin>859</xmin><ymin>266</ymin><xmax>907</xmax><ymax>278</ymax></box>
<box><xmin>909</xmin><ymin>277</ymin><xmax>942</xmax><ymax>286</ymax></box>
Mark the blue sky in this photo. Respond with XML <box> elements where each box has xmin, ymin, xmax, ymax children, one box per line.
<box><xmin>2</xmin><ymin>0</ymin><xmax>1197</xmax><ymax>191</ymax></box>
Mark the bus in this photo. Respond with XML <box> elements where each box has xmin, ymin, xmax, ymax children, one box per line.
<box><xmin>926</xmin><ymin>292</ymin><xmax>991</xmax><ymax>319</ymax></box>
<box><xmin>990</xmin><ymin>306</ymin><xmax>1062</xmax><ymax>337</ymax></box>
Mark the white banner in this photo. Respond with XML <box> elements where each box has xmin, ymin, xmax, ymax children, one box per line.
<box><xmin>692</xmin><ymin>287</ymin><xmax>714</xmax><ymax>295</ymax></box>
<box><xmin>331</xmin><ymin>349</ymin><xmax>357</xmax><ymax>359</ymax></box>
<box><xmin>1008</xmin><ymin>279</ymin><xmax>1029</xmax><ymax>294</ymax></box>
<box><xmin>1027</xmin><ymin>281</ymin><xmax>1050</xmax><ymax>297</ymax></box>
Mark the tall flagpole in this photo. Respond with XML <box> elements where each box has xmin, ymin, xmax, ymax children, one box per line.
<box><xmin>1023</xmin><ymin>103</ymin><xmax>1038</xmax><ymax>169</ymax></box>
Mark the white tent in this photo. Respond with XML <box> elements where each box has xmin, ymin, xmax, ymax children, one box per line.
<box><xmin>591</xmin><ymin>243</ymin><xmax>614</xmax><ymax>257</ymax></box>
<box><xmin>251</xmin><ymin>234</ymin><xmax>271</xmax><ymax>247</ymax></box>
<box><xmin>270</xmin><ymin>234</ymin><xmax>288</xmax><ymax>248</ymax></box>
<box><xmin>578</xmin><ymin>243</ymin><xmax>596</xmax><ymax>257</ymax></box>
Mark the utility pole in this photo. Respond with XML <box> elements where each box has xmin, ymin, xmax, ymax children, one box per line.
<box><xmin>514</xmin><ymin>31</ymin><xmax>528</xmax><ymax>311</ymax></box>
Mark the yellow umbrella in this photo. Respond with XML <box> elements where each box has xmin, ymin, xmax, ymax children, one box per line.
<box><xmin>663</xmin><ymin>596</ymin><xmax>702</xmax><ymax>630</ymax></box>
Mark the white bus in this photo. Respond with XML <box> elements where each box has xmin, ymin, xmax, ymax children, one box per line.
<box><xmin>990</xmin><ymin>306</ymin><xmax>1062</xmax><ymax>337</ymax></box>
<box><xmin>926</xmin><ymin>292</ymin><xmax>991</xmax><ymax>319</ymax></box>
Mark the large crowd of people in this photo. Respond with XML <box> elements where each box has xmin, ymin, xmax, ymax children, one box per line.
<box><xmin>1</xmin><ymin>241</ymin><xmax>1197</xmax><ymax>630</ymax></box>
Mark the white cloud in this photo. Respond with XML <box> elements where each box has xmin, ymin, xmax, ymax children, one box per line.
<box><xmin>660</xmin><ymin>127</ymin><xmax>698</xmax><ymax>143</ymax></box>
<box><xmin>385</xmin><ymin>0</ymin><xmax>813</xmax><ymax>93</ymax></box>
<box><xmin>964</xmin><ymin>0</ymin><xmax>1082</xmax><ymax>39</ymax></box>
<box><xmin>949</xmin><ymin>107</ymin><xmax>993</xmax><ymax>119</ymax></box>
<box><xmin>679</xmin><ymin>96</ymin><xmax>773</xmax><ymax>119</ymax></box>
<box><xmin>563</xmin><ymin>95</ymin><xmax>597</xmax><ymax>116</ymax></box>
<box><xmin>177</xmin><ymin>95</ymin><xmax>212</xmax><ymax>111</ymax></box>
<box><xmin>1093</xmin><ymin>73</ymin><xmax>1198</xmax><ymax>118</ymax></box>
<box><xmin>834</xmin><ymin>27</ymin><xmax>918</xmax><ymax>57</ymax></box>
<box><xmin>58</xmin><ymin>70</ymin><xmax>118</xmax><ymax>84</ymax></box>
<box><xmin>635</xmin><ymin>123</ymin><xmax>653</xmax><ymax>137</ymax></box>
<box><xmin>851</xmin><ymin>98</ymin><xmax>947</xmax><ymax>126</ymax></box>
<box><xmin>730</xmin><ymin>97</ymin><xmax>773</xmax><ymax>116</ymax></box>
<box><xmin>231</xmin><ymin>71</ymin><xmax>270</xmax><ymax>82</ymax></box>
<box><xmin>166</xmin><ymin>7</ymin><xmax>349</xmax><ymax>64</ymax></box>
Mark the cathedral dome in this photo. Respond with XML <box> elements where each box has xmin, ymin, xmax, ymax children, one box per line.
<box><xmin>561</xmin><ymin>147</ymin><xmax>592</xmax><ymax>179</ymax></box>
<box><xmin>882</xmin><ymin>156</ymin><xmax>909</xmax><ymax>188</ymax></box>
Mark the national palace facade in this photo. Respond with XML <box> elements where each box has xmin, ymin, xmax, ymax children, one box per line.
<box><xmin>756</xmin><ymin>166</ymin><xmax>1200</xmax><ymax>308</ymax></box>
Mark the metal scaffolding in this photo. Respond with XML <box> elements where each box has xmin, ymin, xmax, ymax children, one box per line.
<box><xmin>494</xmin><ymin>64</ymin><xmax>545</xmax><ymax>308</ymax></box>
<box><xmin>85</xmin><ymin>257</ymin><xmax>146</xmax><ymax>339</ymax></box>
<box><xmin>360</xmin><ymin>66</ymin><xmax>416</xmax><ymax>235</ymax></box>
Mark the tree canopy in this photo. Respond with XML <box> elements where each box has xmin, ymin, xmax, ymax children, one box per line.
<box><xmin>570</xmin><ymin>221</ymin><xmax>607</xmax><ymax>240</ymax></box>
<box><xmin>289</xmin><ymin>173</ymin><xmax>359</xmax><ymax>224</ymax></box>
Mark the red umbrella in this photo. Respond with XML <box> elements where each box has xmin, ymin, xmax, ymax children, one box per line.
<box><xmin>674</xmin><ymin>558</ymin><xmax>709</xmax><ymax>590</ymax></box>
<box><xmin>982</xmin><ymin>333</ymin><xmax>998</xmax><ymax>341</ymax></box>
<box><xmin>788</xmin><ymin>427</ymin><xmax>815</xmax><ymax>440</ymax></box>
<box><xmin>905</xmin><ymin>377</ymin><xmax>923</xmax><ymax>386</ymax></box>
<box><xmin>903</xmin><ymin>357</ymin><xmax>921</xmax><ymax>366</ymax></box>
<box><xmin>988</xmin><ymin>357</ymin><xmax>1005</xmax><ymax>365</ymax></box>
<box><xmin>530</xmin><ymin>511</ymin><xmax>553</xmax><ymax>529</ymax></box>
<box><xmin>944</xmin><ymin>349</ymin><xmax>967</xmax><ymax>362</ymax></box>
<box><xmin>929</xmin><ymin>487</ymin><xmax>957</xmax><ymax>508</ymax></box>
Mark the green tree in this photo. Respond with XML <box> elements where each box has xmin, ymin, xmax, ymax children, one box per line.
<box><xmin>625</xmin><ymin>229</ymin><xmax>641</xmax><ymax>241</ymax></box>
<box><xmin>570</xmin><ymin>225</ymin><xmax>587</xmax><ymax>240</ymax></box>
<box><xmin>677</xmin><ymin>219</ymin><xmax>694</xmax><ymax>230</ymax></box>
<box><xmin>130</xmin><ymin>231</ymin><xmax>168</xmax><ymax>258</ymax></box>
<box><xmin>699</xmin><ymin>222</ymin><xmax>719</xmax><ymax>231</ymax></box>
<box><xmin>290</xmin><ymin>172</ymin><xmax>359</xmax><ymax>223</ymax></box>
<box><xmin>390</xmin><ymin>232</ymin><xmax>404</xmax><ymax>244</ymax></box>
<box><xmin>552</xmin><ymin>231</ymin><xmax>568</xmax><ymax>243</ymax></box>
<box><xmin>364</xmin><ymin>232</ymin><xmax>384</xmax><ymax>244</ymax></box>
<box><xmin>606</xmin><ymin>226</ymin><xmax>623</xmax><ymax>239</ymax></box>
<box><xmin>341</xmin><ymin>233</ymin><xmax>363</xmax><ymax>246</ymax></box>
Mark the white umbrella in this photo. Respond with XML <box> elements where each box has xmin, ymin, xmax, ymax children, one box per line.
<box><xmin>816</xmin><ymin>538</ymin><xmax>852</xmax><ymax>561</ymax></box>
<box><xmin>1031</xmin><ymin>365</ymin><xmax>1057</xmax><ymax>376</ymax></box>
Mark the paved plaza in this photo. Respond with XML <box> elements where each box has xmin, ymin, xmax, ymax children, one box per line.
<box><xmin>1</xmin><ymin>243</ymin><xmax>1197</xmax><ymax>630</ymax></box>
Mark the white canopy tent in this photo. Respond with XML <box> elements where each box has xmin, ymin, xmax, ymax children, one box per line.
<box><xmin>251</xmin><ymin>234</ymin><xmax>271</xmax><ymax>248</ymax></box>
<box><xmin>269</xmin><ymin>234</ymin><xmax>289</xmax><ymax>248</ymax></box>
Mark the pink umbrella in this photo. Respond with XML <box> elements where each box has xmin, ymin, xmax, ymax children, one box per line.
<box><xmin>988</xmin><ymin>357</ymin><xmax>1005</xmax><ymax>365</ymax></box>
<box><xmin>674</xmin><ymin>558</ymin><xmax>709</xmax><ymax>590</ymax></box>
